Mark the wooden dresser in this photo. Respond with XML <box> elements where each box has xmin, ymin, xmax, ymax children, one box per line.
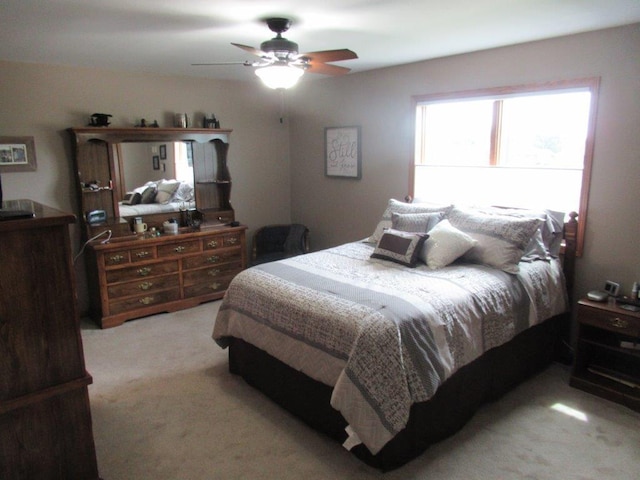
<box><xmin>0</xmin><ymin>200</ymin><xmax>100</xmax><ymax>479</ymax></box>
<box><xmin>87</xmin><ymin>225</ymin><xmax>247</xmax><ymax>328</ymax></box>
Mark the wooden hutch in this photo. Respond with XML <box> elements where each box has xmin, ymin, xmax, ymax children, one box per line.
<box><xmin>68</xmin><ymin>127</ymin><xmax>247</xmax><ymax>328</ymax></box>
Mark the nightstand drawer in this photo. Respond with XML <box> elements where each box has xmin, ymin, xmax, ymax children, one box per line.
<box><xmin>578</xmin><ymin>304</ymin><xmax>640</xmax><ymax>336</ymax></box>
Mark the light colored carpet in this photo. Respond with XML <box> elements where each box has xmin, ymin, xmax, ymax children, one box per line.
<box><xmin>81</xmin><ymin>301</ymin><xmax>640</xmax><ymax>479</ymax></box>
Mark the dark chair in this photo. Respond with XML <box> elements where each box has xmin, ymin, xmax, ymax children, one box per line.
<box><xmin>251</xmin><ymin>224</ymin><xmax>310</xmax><ymax>266</ymax></box>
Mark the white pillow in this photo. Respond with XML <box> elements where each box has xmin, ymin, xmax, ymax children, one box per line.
<box><xmin>368</xmin><ymin>198</ymin><xmax>452</xmax><ymax>244</ymax></box>
<box><xmin>420</xmin><ymin>220</ymin><xmax>477</xmax><ymax>269</ymax></box>
<box><xmin>154</xmin><ymin>180</ymin><xmax>181</xmax><ymax>204</ymax></box>
<box><xmin>391</xmin><ymin>212</ymin><xmax>444</xmax><ymax>233</ymax></box>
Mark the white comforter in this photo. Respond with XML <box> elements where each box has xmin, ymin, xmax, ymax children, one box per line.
<box><xmin>213</xmin><ymin>241</ymin><xmax>567</xmax><ymax>454</ymax></box>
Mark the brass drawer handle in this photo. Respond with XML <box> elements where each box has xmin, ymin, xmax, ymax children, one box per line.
<box><xmin>209</xmin><ymin>282</ymin><xmax>221</xmax><ymax>290</ymax></box>
<box><xmin>139</xmin><ymin>296</ymin><xmax>154</xmax><ymax>305</ymax></box>
<box><xmin>174</xmin><ymin>246</ymin><xmax>186</xmax><ymax>253</ymax></box>
<box><xmin>136</xmin><ymin>251</ymin><xmax>151</xmax><ymax>258</ymax></box>
<box><xmin>137</xmin><ymin>267</ymin><xmax>152</xmax><ymax>276</ymax></box>
<box><xmin>208</xmin><ymin>269</ymin><xmax>221</xmax><ymax>277</ymax></box>
<box><xmin>207</xmin><ymin>255</ymin><xmax>220</xmax><ymax>263</ymax></box>
<box><xmin>610</xmin><ymin>317</ymin><xmax>629</xmax><ymax>329</ymax></box>
<box><xmin>138</xmin><ymin>281</ymin><xmax>153</xmax><ymax>291</ymax></box>
<box><xmin>207</xmin><ymin>240</ymin><xmax>219</xmax><ymax>248</ymax></box>
<box><xmin>109</xmin><ymin>254</ymin><xmax>125</xmax><ymax>263</ymax></box>
<box><xmin>226</xmin><ymin>237</ymin><xmax>238</xmax><ymax>245</ymax></box>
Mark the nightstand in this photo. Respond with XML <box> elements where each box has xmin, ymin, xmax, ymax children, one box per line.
<box><xmin>570</xmin><ymin>299</ymin><xmax>640</xmax><ymax>411</ymax></box>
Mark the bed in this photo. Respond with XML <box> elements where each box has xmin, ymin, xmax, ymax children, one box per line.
<box><xmin>118</xmin><ymin>179</ymin><xmax>195</xmax><ymax>217</ymax></box>
<box><xmin>212</xmin><ymin>200</ymin><xmax>577</xmax><ymax>470</ymax></box>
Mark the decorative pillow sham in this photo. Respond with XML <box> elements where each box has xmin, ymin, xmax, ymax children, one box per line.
<box><xmin>419</xmin><ymin>219</ymin><xmax>477</xmax><ymax>269</ymax></box>
<box><xmin>371</xmin><ymin>229</ymin><xmax>429</xmax><ymax>268</ymax></box>
<box><xmin>448</xmin><ymin>208</ymin><xmax>541</xmax><ymax>273</ymax></box>
<box><xmin>155</xmin><ymin>180</ymin><xmax>181</xmax><ymax>204</ymax></box>
<box><xmin>391</xmin><ymin>212</ymin><xmax>444</xmax><ymax>234</ymax></box>
<box><xmin>368</xmin><ymin>198</ymin><xmax>453</xmax><ymax>244</ymax></box>
<box><xmin>139</xmin><ymin>185</ymin><xmax>157</xmax><ymax>204</ymax></box>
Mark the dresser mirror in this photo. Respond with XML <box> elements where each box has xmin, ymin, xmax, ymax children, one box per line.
<box><xmin>69</xmin><ymin>127</ymin><xmax>235</xmax><ymax>238</ymax></box>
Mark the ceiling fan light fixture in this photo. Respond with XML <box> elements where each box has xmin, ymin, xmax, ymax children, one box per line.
<box><xmin>255</xmin><ymin>64</ymin><xmax>304</xmax><ymax>89</ymax></box>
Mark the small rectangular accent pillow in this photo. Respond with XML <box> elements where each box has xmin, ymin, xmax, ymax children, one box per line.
<box><xmin>448</xmin><ymin>207</ymin><xmax>541</xmax><ymax>273</ymax></box>
<box><xmin>371</xmin><ymin>229</ymin><xmax>429</xmax><ymax>267</ymax></box>
<box><xmin>155</xmin><ymin>179</ymin><xmax>181</xmax><ymax>204</ymax></box>
<box><xmin>121</xmin><ymin>192</ymin><xmax>142</xmax><ymax>206</ymax></box>
<box><xmin>368</xmin><ymin>198</ymin><xmax>452</xmax><ymax>244</ymax></box>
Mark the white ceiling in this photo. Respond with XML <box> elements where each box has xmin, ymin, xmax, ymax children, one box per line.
<box><xmin>1</xmin><ymin>0</ymin><xmax>639</xmax><ymax>84</ymax></box>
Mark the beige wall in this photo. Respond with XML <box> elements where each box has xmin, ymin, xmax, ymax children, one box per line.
<box><xmin>289</xmin><ymin>23</ymin><xmax>640</xmax><ymax>301</ymax></box>
<box><xmin>0</xmin><ymin>61</ymin><xmax>292</xmax><ymax>313</ymax></box>
<box><xmin>1</xmin><ymin>23</ymin><xmax>638</xmax><ymax>314</ymax></box>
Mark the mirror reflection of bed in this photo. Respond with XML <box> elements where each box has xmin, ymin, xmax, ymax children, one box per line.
<box><xmin>117</xmin><ymin>142</ymin><xmax>196</xmax><ymax>218</ymax></box>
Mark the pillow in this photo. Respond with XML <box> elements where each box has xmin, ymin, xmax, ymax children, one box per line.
<box><xmin>155</xmin><ymin>180</ymin><xmax>181</xmax><ymax>204</ymax></box>
<box><xmin>543</xmin><ymin>210</ymin><xmax>565</xmax><ymax>258</ymax></box>
<box><xmin>121</xmin><ymin>192</ymin><xmax>142</xmax><ymax>206</ymax></box>
<box><xmin>420</xmin><ymin>220</ymin><xmax>477</xmax><ymax>269</ymax></box>
<box><xmin>140</xmin><ymin>185</ymin><xmax>157</xmax><ymax>204</ymax></box>
<box><xmin>368</xmin><ymin>198</ymin><xmax>453</xmax><ymax>244</ymax></box>
<box><xmin>448</xmin><ymin>207</ymin><xmax>541</xmax><ymax>273</ymax></box>
<box><xmin>391</xmin><ymin>212</ymin><xmax>444</xmax><ymax>234</ymax></box>
<box><xmin>172</xmin><ymin>182</ymin><xmax>194</xmax><ymax>202</ymax></box>
<box><xmin>371</xmin><ymin>229</ymin><xmax>429</xmax><ymax>268</ymax></box>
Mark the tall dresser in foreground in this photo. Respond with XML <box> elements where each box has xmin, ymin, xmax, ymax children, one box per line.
<box><xmin>0</xmin><ymin>200</ymin><xmax>99</xmax><ymax>479</ymax></box>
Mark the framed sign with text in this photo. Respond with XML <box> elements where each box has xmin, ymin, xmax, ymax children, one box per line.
<box><xmin>325</xmin><ymin>126</ymin><xmax>361</xmax><ymax>179</ymax></box>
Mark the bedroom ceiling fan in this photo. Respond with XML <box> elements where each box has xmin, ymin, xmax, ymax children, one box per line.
<box><xmin>192</xmin><ymin>18</ymin><xmax>358</xmax><ymax>89</ymax></box>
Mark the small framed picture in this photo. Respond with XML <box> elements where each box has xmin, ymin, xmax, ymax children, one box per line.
<box><xmin>325</xmin><ymin>126</ymin><xmax>361</xmax><ymax>179</ymax></box>
<box><xmin>152</xmin><ymin>155</ymin><xmax>160</xmax><ymax>170</ymax></box>
<box><xmin>159</xmin><ymin>144</ymin><xmax>167</xmax><ymax>160</ymax></box>
<box><xmin>0</xmin><ymin>136</ymin><xmax>37</xmax><ymax>172</ymax></box>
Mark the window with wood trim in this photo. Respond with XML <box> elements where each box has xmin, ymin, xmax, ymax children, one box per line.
<box><xmin>411</xmin><ymin>78</ymin><xmax>599</xmax><ymax>256</ymax></box>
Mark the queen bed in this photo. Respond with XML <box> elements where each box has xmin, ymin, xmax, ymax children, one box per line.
<box><xmin>212</xmin><ymin>200</ymin><xmax>577</xmax><ymax>470</ymax></box>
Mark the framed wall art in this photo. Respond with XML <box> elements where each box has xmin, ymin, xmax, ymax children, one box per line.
<box><xmin>0</xmin><ymin>136</ymin><xmax>37</xmax><ymax>172</ymax></box>
<box><xmin>159</xmin><ymin>144</ymin><xmax>167</xmax><ymax>159</ymax></box>
<box><xmin>152</xmin><ymin>155</ymin><xmax>160</xmax><ymax>170</ymax></box>
<box><xmin>325</xmin><ymin>126</ymin><xmax>361</xmax><ymax>179</ymax></box>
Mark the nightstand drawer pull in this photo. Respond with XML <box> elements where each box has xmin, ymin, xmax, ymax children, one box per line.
<box><xmin>207</xmin><ymin>255</ymin><xmax>220</xmax><ymax>263</ymax></box>
<box><xmin>138</xmin><ymin>281</ymin><xmax>153</xmax><ymax>291</ymax></box>
<box><xmin>226</xmin><ymin>237</ymin><xmax>238</xmax><ymax>245</ymax></box>
<box><xmin>208</xmin><ymin>269</ymin><xmax>221</xmax><ymax>277</ymax></box>
<box><xmin>136</xmin><ymin>251</ymin><xmax>151</xmax><ymax>258</ymax></box>
<box><xmin>109</xmin><ymin>254</ymin><xmax>125</xmax><ymax>263</ymax></box>
<box><xmin>207</xmin><ymin>240</ymin><xmax>219</xmax><ymax>248</ymax></box>
<box><xmin>610</xmin><ymin>317</ymin><xmax>629</xmax><ymax>329</ymax></box>
<box><xmin>137</xmin><ymin>267</ymin><xmax>152</xmax><ymax>276</ymax></box>
<box><xmin>209</xmin><ymin>282</ymin><xmax>221</xmax><ymax>291</ymax></box>
<box><xmin>174</xmin><ymin>246</ymin><xmax>186</xmax><ymax>253</ymax></box>
<box><xmin>139</xmin><ymin>296</ymin><xmax>154</xmax><ymax>305</ymax></box>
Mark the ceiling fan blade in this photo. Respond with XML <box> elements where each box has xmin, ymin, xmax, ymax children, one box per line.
<box><xmin>231</xmin><ymin>42</ymin><xmax>267</xmax><ymax>58</ymax></box>
<box><xmin>297</xmin><ymin>49</ymin><xmax>358</xmax><ymax>63</ymax></box>
<box><xmin>305</xmin><ymin>62</ymin><xmax>351</xmax><ymax>76</ymax></box>
<box><xmin>191</xmin><ymin>61</ymin><xmax>253</xmax><ymax>66</ymax></box>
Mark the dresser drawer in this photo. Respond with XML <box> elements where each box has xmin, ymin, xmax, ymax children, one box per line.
<box><xmin>203</xmin><ymin>232</ymin><xmax>242</xmax><ymax>250</ymax></box>
<box><xmin>578</xmin><ymin>304</ymin><xmax>640</xmax><ymax>336</ymax></box>
<box><xmin>182</xmin><ymin>250</ymin><xmax>240</xmax><ymax>270</ymax></box>
<box><xmin>107</xmin><ymin>274</ymin><xmax>180</xmax><ymax>299</ymax></box>
<box><xmin>103</xmin><ymin>249</ymin><xmax>131</xmax><ymax>266</ymax></box>
<box><xmin>182</xmin><ymin>263</ymin><xmax>242</xmax><ymax>287</ymax></box>
<box><xmin>157</xmin><ymin>240</ymin><xmax>200</xmax><ymax>257</ymax></box>
<box><xmin>183</xmin><ymin>276</ymin><xmax>233</xmax><ymax>298</ymax></box>
<box><xmin>105</xmin><ymin>260</ymin><xmax>179</xmax><ymax>284</ymax></box>
<box><xmin>109</xmin><ymin>288</ymin><xmax>181</xmax><ymax>315</ymax></box>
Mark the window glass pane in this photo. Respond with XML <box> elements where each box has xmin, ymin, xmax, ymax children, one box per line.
<box><xmin>417</xmin><ymin>100</ymin><xmax>494</xmax><ymax>166</ymax></box>
<box><xmin>499</xmin><ymin>92</ymin><xmax>591</xmax><ymax>168</ymax></box>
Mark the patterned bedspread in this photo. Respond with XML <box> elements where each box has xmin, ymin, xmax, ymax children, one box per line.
<box><xmin>212</xmin><ymin>241</ymin><xmax>567</xmax><ymax>454</ymax></box>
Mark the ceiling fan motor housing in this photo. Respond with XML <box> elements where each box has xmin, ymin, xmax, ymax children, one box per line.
<box><xmin>260</xmin><ymin>37</ymin><xmax>299</xmax><ymax>59</ymax></box>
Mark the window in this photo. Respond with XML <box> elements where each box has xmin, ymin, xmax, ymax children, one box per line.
<box><xmin>412</xmin><ymin>78</ymin><xmax>599</xmax><ymax>256</ymax></box>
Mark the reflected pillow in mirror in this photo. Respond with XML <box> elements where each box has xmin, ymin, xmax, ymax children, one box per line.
<box><xmin>155</xmin><ymin>180</ymin><xmax>181</xmax><ymax>204</ymax></box>
<box><xmin>122</xmin><ymin>192</ymin><xmax>142</xmax><ymax>206</ymax></box>
<box><xmin>140</xmin><ymin>185</ymin><xmax>157</xmax><ymax>204</ymax></box>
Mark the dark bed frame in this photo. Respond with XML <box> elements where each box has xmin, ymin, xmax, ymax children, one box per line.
<box><xmin>225</xmin><ymin>213</ymin><xmax>578</xmax><ymax>471</ymax></box>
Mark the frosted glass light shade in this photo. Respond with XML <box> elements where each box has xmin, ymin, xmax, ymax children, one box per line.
<box><xmin>255</xmin><ymin>65</ymin><xmax>304</xmax><ymax>89</ymax></box>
